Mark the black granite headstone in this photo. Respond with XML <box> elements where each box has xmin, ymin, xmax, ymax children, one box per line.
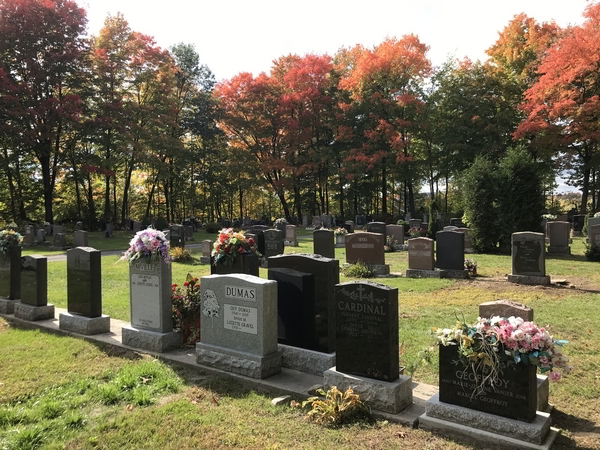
<box><xmin>573</xmin><ymin>214</ymin><xmax>585</xmax><ymax>232</ymax></box>
<box><xmin>435</xmin><ymin>231</ymin><xmax>465</xmax><ymax>270</ymax></box>
<box><xmin>263</xmin><ymin>229</ymin><xmax>284</xmax><ymax>258</ymax></box>
<box><xmin>0</xmin><ymin>246</ymin><xmax>21</xmax><ymax>299</ymax></box>
<box><xmin>210</xmin><ymin>253</ymin><xmax>259</xmax><ymax>277</ymax></box>
<box><xmin>449</xmin><ymin>218</ymin><xmax>464</xmax><ymax>227</ymax></box>
<box><xmin>513</xmin><ymin>239</ymin><xmax>543</xmax><ymax>275</ymax></box>
<box><xmin>268</xmin><ymin>254</ymin><xmax>339</xmax><ymax>353</ymax></box>
<box><xmin>268</xmin><ymin>268</ymin><xmax>317</xmax><ymax>350</ymax></box>
<box><xmin>21</xmin><ymin>255</ymin><xmax>47</xmax><ymax>307</ymax></box>
<box><xmin>438</xmin><ymin>343</ymin><xmax>537</xmax><ymax>422</ymax></box>
<box><xmin>335</xmin><ymin>281</ymin><xmax>399</xmax><ymax>381</ymax></box>
<box><xmin>313</xmin><ymin>229</ymin><xmax>334</xmax><ymax>259</ymax></box>
<box><xmin>169</xmin><ymin>225</ymin><xmax>185</xmax><ymax>249</ymax></box>
<box><xmin>366</xmin><ymin>222</ymin><xmax>387</xmax><ymax>239</ymax></box>
<box><xmin>67</xmin><ymin>247</ymin><xmax>102</xmax><ymax>318</ymax></box>
<box><xmin>250</xmin><ymin>225</ymin><xmax>268</xmax><ymax>255</ymax></box>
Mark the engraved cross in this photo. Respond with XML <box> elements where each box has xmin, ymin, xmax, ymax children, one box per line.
<box><xmin>356</xmin><ymin>284</ymin><xmax>365</xmax><ymax>301</ymax></box>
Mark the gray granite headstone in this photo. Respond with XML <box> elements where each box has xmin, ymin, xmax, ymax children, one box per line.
<box><xmin>321</xmin><ymin>214</ymin><xmax>331</xmax><ymax>228</ymax></box>
<box><xmin>268</xmin><ymin>254</ymin><xmax>339</xmax><ymax>353</ymax></box>
<box><xmin>105</xmin><ymin>223</ymin><xmax>113</xmax><ymax>236</ymax></box>
<box><xmin>547</xmin><ymin>221</ymin><xmax>569</xmax><ymax>252</ymax></box>
<box><xmin>53</xmin><ymin>233</ymin><xmax>66</xmax><ymax>249</ymax></box>
<box><xmin>591</xmin><ymin>224</ymin><xmax>600</xmax><ymax>249</ymax></box>
<box><xmin>129</xmin><ymin>260</ymin><xmax>173</xmax><ymax>332</ymax></box>
<box><xmin>313</xmin><ymin>229</ymin><xmax>334</xmax><ymax>259</ymax></box>
<box><xmin>36</xmin><ymin>229</ymin><xmax>46</xmax><ymax>243</ymax></box>
<box><xmin>344</xmin><ymin>221</ymin><xmax>354</xmax><ymax>233</ymax></box>
<box><xmin>409</xmin><ymin>219</ymin><xmax>422</xmax><ymax>229</ymax></box>
<box><xmin>285</xmin><ymin>225</ymin><xmax>297</xmax><ymax>245</ymax></box>
<box><xmin>263</xmin><ymin>229</ymin><xmax>284</xmax><ymax>258</ymax></box>
<box><xmin>66</xmin><ymin>247</ymin><xmax>102</xmax><ymax>317</ymax></box>
<box><xmin>24</xmin><ymin>225</ymin><xmax>35</xmax><ymax>245</ymax></box>
<box><xmin>52</xmin><ymin>225</ymin><xmax>65</xmax><ymax>235</ymax></box>
<box><xmin>436</xmin><ymin>231</ymin><xmax>465</xmax><ymax>271</ymax></box>
<box><xmin>202</xmin><ymin>240</ymin><xmax>212</xmax><ymax>257</ymax></box>
<box><xmin>20</xmin><ymin>255</ymin><xmax>47</xmax><ymax>307</ymax></box>
<box><xmin>478</xmin><ymin>299</ymin><xmax>533</xmax><ymax>322</ymax></box>
<box><xmin>312</xmin><ymin>216</ymin><xmax>321</xmax><ymax>227</ymax></box>
<box><xmin>74</xmin><ymin>230</ymin><xmax>88</xmax><ymax>247</ymax></box>
<box><xmin>366</xmin><ymin>222</ymin><xmax>386</xmax><ymax>239</ymax></box>
<box><xmin>386</xmin><ymin>225</ymin><xmax>404</xmax><ymax>245</ymax></box>
<box><xmin>408</xmin><ymin>237</ymin><xmax>434</xmax><ymax>270</ymax></box>
<box><xmin>196</xmin><ymin>274</ymin><xmax>281</xmax><ymax>379</ymax></box>
<box><xmin>511</xmin><ymin>232</ymin><xmax>545</xmax><ymax>277</ymax></box>
<box><xmin>302</xmin><ymin>215</ymin><xmax>309</xmax><ymax>227</ymax></box>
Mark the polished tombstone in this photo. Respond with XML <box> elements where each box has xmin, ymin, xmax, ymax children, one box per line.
<box><xmin>325</xmin><ymin>282</ymin><xmax>412</xmax><ymax>413</ymax></box>
<box><xmin>59</xmin><ymin>247</ymin><xmax>110</xmax><ymax>334</ymax></box>
<box><xmin>345</xmin><ymin>232</ymin><xmax>385</xmax><ymax>265</ymax></box>
<box><xmin>547</xmin><ymin>221</ymin><xmax>570</xmax><ymax>254</ymax></box>
<box><xmin>14</xmin><ymin>255</ymin><xmax>54</xmax><ymax>321</ymax></box>
<box><xmin>284</xmin><ymin>224</ymin><xmax>297</xmax><ymax>246</ymax></box>
<box><xmin>0</xmin><ymin>246</ymin><xmax>22</xmax><ymax>314</ymax></box>
<box><xmin>449</xmin><ymin>218</ymin><xmax>464</xmax><ymax>227</ymax></box>
<box><xmin>210</xmin><ymin>253</ymin><xmax>260</xmax><ymax>277</ymax></box>
<box><xmin>196</xmin><ymin>274</ymin><xmax>281</xmax><ymax>379</ymax></box>
<box><xmin>263</xmin><ymin>229</ymin><xmax>284</xmax><ymax>258</ymax></box>
<box><xmin>302</xmin><ymin>215</ymin><xmax>309</xmax><ymax>227</ymax></box>
<box><xmin>169</xmin><ymin>225</ymin><xmax>185</xmax><ymax>249</ymax></box>
<box><xmin>250</xmin><ymin>225</ymin><xmax>268</xmax><ymax>255</ymax></box>
<box><xmin>122</xmin><ymin>259</ymin><xmax>182</xmax><ymax>352</ymax></box>
<box><xmin>334</xmin><ymin>232</ymin><xmax>346</xmax><ymax>248</ymax></box>
<box><xmin>74</xmin><ymin>230</ymin><xmax>88</xmax><ymax>247</ymax></box>
<box><xmin>313</xmin><ymin>229</ymin><xmax>335</xmax><ymax>259</ymax></box>
<box><xmin>52</xmin><ymin>233</ymin><xmax>66</xmax><ymax>249</ymax></box>
<box><xmin>311</xmin><ymin>216</ymin><xmax>321</xmax><ymax>228</ymax></box>
<box><xmin>36</xmin><ymin>229</ymin><xmax>46</xmax><ymax>244</ymax></box>
<box><xmin>184</xmin><ymin>225</ymin><xmax>194</xmax><ymax>241</ymax></box>
<box><xmin>573</xmin><ymin>214</ymin><xmax>585</xmax><ymax>236</ymax></box>
<box><xmin>435</xmin><ymin>231</ymin><xmax>468</xmax><ymax>279</ymax></box>
<box><xmin>320</xmin><ymin>214</ymin><xmax>331</xmax><ymax>228</ymax></box>
<box><xmin>409</xmin><ymin>219</ymin><xmax>422</xmax><ymax>230</ymax></box>
<box><xmin>105</xmin><ymin>223</ymin><xmax>113</xmax><ymax>237</ymax></box>
<box><xmin>355</xmin><ymin>215</ymin><xmax>367</xmax><ymax>227</ymax></box>
<box><xmin>200</xmin><ymin>239</ymin><xmax>212</xmax><ymax>264</ymax></box>
<box><xmin>366</xmin><ymin>222</ymin><xmax>386</xmax><ymax>239</ymax></box>
<box><xmin>406</xmin><ymin>237</ymin><xmax>439</xmax><ymax>278</ymax></box>
<box><xmin>590</xmin><ymin>224</ymin><xmax>600</xmax><ymax>249</ymax></box>
<box><xmin>343</xmin><ymin>221</ymin><xmax>354</xmax><ymax>234</ymax></box>
<box><xmin>23</xmin><ymin>225</ymin><xmax>35</xmax><ymax>245</ymax></box>
<box><xmin>52</xmin><ymin>225</ymin><xmax>65</xmax><ymax>235</ymax></box>
<box><xmin>268</xmin><ymin>254</ymin><xmax>339</xmax><ymax>353</ymax></box>
<box><xmin>508</xmin><ymin>232</ymin><xmax>550</xmax><ymax>285</ymax></box>
<box><xmin>455</xmin><ymin>228</ymin><xmax>473</xmax><ymax>253</ymax></box>
<box><xmin>386</xmin><ymin>224</ymin><xmax>404</xmax><ymax>247</ymax></box>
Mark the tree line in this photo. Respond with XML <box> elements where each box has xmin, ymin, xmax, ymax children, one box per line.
<box><xmin>1</xmin><ymin>0</ymin><xmax>599</xmax><ymax>228</ymax></box>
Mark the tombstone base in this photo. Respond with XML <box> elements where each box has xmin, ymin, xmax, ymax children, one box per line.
<box><xmin>260</xmin><ymin>258</ymin><xmax>269</xmax><ymax>268</ymax></box>
<box><xmin>200</xmin><ymin>256</ymin><xmax>211</xmax><ymax>265</ymax></box>
<box><xmin>284</xmin><ymin>240</ymin><xmax>298</xmax><ymax>247</ymax></box>
<box><xmin>196</xmin><ymin>342</ymin><xmax>281</xmax><ymax>379</ymax></box>
<box><xmin>334</xmin><ymin>243</ymin><xmax>345</xmax><ymax>248</ymax></box>
<box><xmin>419</xmin><ymin>394</ymin><xmax>557</xmax><ymax>448</ymax></box>
<box><xmin>59</xmin><ymin>313</ymin><xmax>111</xmax><ymax>335</ymax></box>
<box><xmin>279</xmin><ymin>344</ymin><xmax>336</xmax><ymax>376</ymax></box>
<box><xmin>368</xmin><ymin>264</ymin><xmax>390</xmax><ymax>276</ymax></box>
<box><xmin>442</xmin><ymin>269</ymin><xmax>469</xmax><ymax>279</ymax></box>
<box><xmin>547</xmin><ymin>246</ymin><xmax>570</xmax><ymax>254</ymax></box>
<box><xmin>0</xmin><ymin>298</ymin><xmax>20</xmax><ymax>314</ymax></box>
<box><xmin>537</xmin><ymin>375</ymin><xmax>551</xmax><ymax>413</ymax></box>
<box><xmin>508</xmin><ymin>275</ymin><xmax>551</xmax><ymax>286</ymax></box>
<box><xmin>323</xmin><ymin>367</ymin><xmax>412</xmax><ymax>414</ymax></box>
<box><xmin>14</xmin><ymin>303</ymin><xmax>55</xmax><ymax>321</ymax></box>
<box><xmin>122</xmin><ymin>326</ymin><xmax>183</xmax><ymax>353</ymax></box>
<box><xmin>405</xmin><ymin>269</ymin><xmax>444</xmax><ymax>278</ymax></box>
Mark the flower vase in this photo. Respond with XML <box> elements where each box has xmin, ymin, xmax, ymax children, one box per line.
<box><xmin>438</xmin><ymin>343</ymin><xmax>537</xmax><ymax>422</ymax></box>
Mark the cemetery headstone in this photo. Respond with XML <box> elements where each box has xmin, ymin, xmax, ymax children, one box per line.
<box><xmin>133</xmin><ymin>221</ymin><xmax>142</xmax><ymax>232</ymax></box>
<box><xmin>52</xmin><ymin>225</ymin><xmax>65</xmax><ymax>235</ymax></box>
<box><xmin>587</xmin><ymin>217</ymin><xmax>600</xmax><ymax>243</ymax></box>
<box><xmin>43</xmin><ymin>223</ymin><xmax>52</xmax><ymax>236</ymax></box>
<box><xmin>250</xmin><ymin>225</ymin><xmax>268</xmax><ymax>255</ymax></box>
<box><xmin>201</xmin><ymin>239</ymin><xmax>212</xmax><ymax>264</ymax></box>
<box><xmin>313</xmin><ymin>229</ymin><xmax>335</xmax><ymax>259</ymax></box>
<box><xmin>0</xmin><ymin>245</ymin><xmax>21</xmax><ymax>314</ymax></box>
<box><xmin>105</xmin><ymin>223</ymin><xmax>113</xmax><ymax>237</ymax></box>
<box><xmin>263</xmin><ymin>229</ymin><xmax>284</xmax><ymax>258</ymax></box>
<box><xmin>409</xmin><ymin>219</ymin><xmax>422</xmax><ymax>230</ymax></box>
<box><xmin>24</xmin><ymin>225</ymin><xmax>35</xmax><ymax>245</ymax></box>
<box><xmin>169</xmin><ymin>225</ymin><xmax>185</xmax><ymax>249</ymax></box>
<box><xmin>404</xmin><ymin>212</ymin><xmax>411</xmax><ymax>221</ymax></box>
<box><xmin>366</xmin><ymin>221</ymin><xmax>386</xmax><ymax>238</ymax></box>
<box><xmin>74</xmin><ymin>230</ymin><xmax>88</xmax><ymax>247</ymax></box>
<box><xmin>122</xmin><ymin>259</ymin><xmax>182</xmax><ymax>352</ymax></box>
<box><xmin>386</xmin><ymin>224</ymin><xmax>404</xmax><ymax>246</ymax></box>
<box><xmin>449</xmin><ymin>217</ymin><xmax>464</xmax><ymax>227</ymax></box>
<box><xmin>343</xmin><ymin>221</ymin><xmax>354</xmax><ymax>233</ymax></box>
<box><xmin>268</xmin><ymin>254</ymin><xmax>339</xmax><ymax>353</ymax></box>
<box><xmin>59</xmin><ymin>247</ymin><xmax>110</xmax><ymax>334</ymax></box>
<box><xmin>36</xmin><ymin>229</ymin><xmax>46</xmax><ymax>244</ymax></box>
<box><xmin>455</xmin><ymin>228</ymin><xmax>473</xmax><ymax>253</ymax></box>
<box><xmin>302</xmin><ymin>215</ymin><xmax>309</xmax><ymax>227</ymax></box>
<box><xmin>547</xmin><ymin>221</ymin><xmax>570</xmax><ymax>253</ymax></box>
<box><xmin>335</xmin><ymin>281</ymin><xmax>398</xmax><ymax>381</ymax></box>
<box><xmin>435</xmin><ymin>231</ymin><xmax>467</xmax><ymax>278</ymax></box>
<box><xmin>321</xmin><ymin>214</ymin><xmax>331</xmax><ymax>228</ymax></box>
<box><xmin>345</xmin><ymin>232</ymin><xmax>385</xmax><ymax>265</ymax></box>
<box><xmin>355</xmin><ymin>215</ymin><xmax>366</xmax><ymax>227</ymax></box>
<box><xmin>508</xmin><ymin>232</ymin><xmax>549</xmax><ymax>285</ymax></box>
<box><xmin>196</xmin><ymin>274</ymin><xmax>281</xmax><ymax>379</ymax></box>
<box><xmin>52</xmin><ymin>233</ymin><xmax>66</xmax><ymax>249</ymax></box>
<box><xmin>184</xmin><ymin>225</ymin><xmax>194</xmax><ymax>241</ymax></box>
<box><xmin>284</xmin><ymin>224</ymin><xmax>297</xmax><ymax>246</ymax></box>
<box><xmin>590</xmin><ymin>224</ymin><xmax>600</xmax><ymax>250</ymax></box>
<box><xmin>573</xmin><ymin>214</ymin><xmax>585</xmax><ymax>236</ymax></box>
<box><xmin>14</xmin><ymin>255</ymin><xmax>54</xmax><ymax>321</ymax></box>
<box><xmin>406</xmin><ymin>237</ymin><xmax>436</xmax><ymax>276</ymax></box>
<box><xmin>75</xmin><ymin>221</ymin><xmax>84</xmax><ymax>231</ymax></box>
<box><xmin>443</xmin><ymin>226</ymin><xmax>458</xmax><ymax>231</ymax></box>
<box><xmin>312</xmin><ymin>216</ymin><xmax>321</xmax><ymax>228</ymax></box>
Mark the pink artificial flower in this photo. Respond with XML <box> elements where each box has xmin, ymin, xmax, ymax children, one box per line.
<box><xmin>549</xmin><ymin>371</ymin><xmax>561</xmax><ymax>382</ymax></box>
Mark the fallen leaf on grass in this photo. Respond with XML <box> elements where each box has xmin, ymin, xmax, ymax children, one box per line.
<box><xmin>212</xmin><ymin>396</ymin><xmax>220</xmax><ymax>406</ymax></box>
<box><xmin>397</xmin><ymin>431</ymin><xmax>406</xmax><ymax>438</ymax></box>
<box><xmin>125</xmin><ymin>404</ymin><xmax>133</xmax><ymax>411</ymax></box>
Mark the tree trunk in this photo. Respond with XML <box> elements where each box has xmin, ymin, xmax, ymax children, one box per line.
<box><xmin>1</xmin><ymin>148</ymin><xmax>17</xmax><ymax>221</ymax></box>
<box><xmin>121</xmin><ymin>156</ymin><xmax>134</xmax><ymax>224</ymax></box>
<box><xmin>163</xmin><ymin>180</ymin><xmax>170</xmax><ymax>222</ymax></box>
<box><xmin>104</xmin><ymin>173</ymin><xmax>111</xmax><ymax>222</ymax></box>
<box><xmin>581</xmin><ymin>165</ymin><xmax>591</xmax><ymax>214</ymax></box>
<box><xmin>381</xmin><ymin>165</ymin><xmax>387</xmax><ymax>216</ymax></box>
<box><xmin>113</xmin><ymin>175</ymin><xmax>117</xmax><ymax>226</ymax></box>
<box><xmin>86</xmin><ymin>172</ymin><xmax>96</xmax><ymax>230</ymax></box>
<box><xmin>339</xmin><ymin>170</ymin><xmax>345</xmax><ymax>221</ymax></box>
<box><xmin>145</xmin><ymin>179</ymin><xmax>156</xmax><ymax>219</ymax></box>
<box><xmin>408</xmin><ymin>180</ymin><xmax>415</xmax><ymax>215</ymax></box>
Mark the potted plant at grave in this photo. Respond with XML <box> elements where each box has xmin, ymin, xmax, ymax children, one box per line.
<box><xmin>464</xmin><ymin>259</ymin><xmax>477</xmax><ymax>277</ymax></box>
<box><xmin>431</xmin><ymin>312</ymin><xmax>571</xmax><ymax>421</ymax></box>
<box><xmin>334</xmin><ymin>227</ymin><xmax>347</xmax><ymax>245</ymax></box>
<box><xmin>172</xmin><ymin>274</ymin><xmax>202</xmax><ymax>345</ymax></box>
<box><xmin>0</xmin><ymin>230</ymin><xmax>23</xmax><ymax>254</ymax></box>
<box><xmin>408</xmin><ymin>227</ymin><xmax>426</xmax><ymax>238</ymax></box>
<box><xmin>211</xmin><ymin>228</ymin><xmax>261</xmax><ymax>276</ymax></box>
<box><xmin>120</xmin><ymin>228</ymin><xmax>171</xmax><ymax>264</ymax></box>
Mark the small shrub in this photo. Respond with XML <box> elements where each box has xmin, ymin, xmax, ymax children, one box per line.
<box><xmin>154</xmin><ymin>216</ymin><xmax>169</xmax><ymax>231</ymax></box>
<box><xmin>585</xmin><ymin>244</ymin><xmax>600</xmax><ymax>262</ymax></box>
<box><xmin>205</xmin><ymin>222</ymin><xmax>220</xmax><ymax>233</ymax></box>
<box><xmin>302</xmin><ymin>386</ymin><xmax>371</xmax><ymax>427</ymax></box>
<box><xmin>170</xmin><ymin>247</ymin><xmax>194</xmax><ymax>263</ymax></box>
<box><xmin>408</xmin><ymin>227</ymin><xmax>426</xmax><ymax>238</ymax></box>
<box><xmin>342</xmin><ymin>261</ymin><xmax>374</xmax><ymax>278</ymax></box>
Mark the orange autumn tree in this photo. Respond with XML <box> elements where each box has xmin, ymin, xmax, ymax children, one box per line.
<box><xmin>339</xmin><ymin>36</ymin><xmax>431</xmax><ymax>216</ymax></box>
<box><xmin>515</xmin><ymin>3</ymin><xmax>600</xmax><ymax>212</ymax></box>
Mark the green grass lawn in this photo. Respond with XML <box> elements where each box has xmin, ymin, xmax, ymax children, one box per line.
<box><xmin>5</xmin><ymin>235</ymin><xmax>600</xmax><ymax>449</ymax></box>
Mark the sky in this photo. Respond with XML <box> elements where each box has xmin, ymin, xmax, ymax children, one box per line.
<box><xmin>77</xmin><ymin>0</ymin><xmax>591</xmax><ymax>193</ymax></box>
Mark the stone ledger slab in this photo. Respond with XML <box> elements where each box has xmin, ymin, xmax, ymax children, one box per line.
<box><xmin>508</xmin><ymin>274</ymin><xmax>551</xmax><ymax>286</ymax></box>
<box><xmin>421</xmin><ymin>393</ymin><xmax>554</xmax><ymax>446</ymax></box>
<box><xmin>59</xmin><ymin>312</ymin><xmax>110</xmax><ymax>335</ymax></box>
<box><xmin>323</xmin><ymin>367</ymin><xmax>412</xmax><ymax>414</ymax></box>
<box><xmin>14</xmin><ymin>302</ymin><xmax>55</xmax><ymax>321</ymax></box>
<box><xmin>405</xmin><ymin>269</ymin><xmax>445</xmax><ymax>278</ymax></box>
<box><xmin>122</xmin><ymin>326</ymin><xmax>182</xmax><ymax>353</ymax></box>
<box><xmin>279</xmin><ymin>344</ymin><xmax>336</xmax><ymax>376</ymax></box>
<box><xmin>197</xmin><ymin>342</ymin><xmax>282</xmax><ymax>379</ymax></box>
<box><xmin>0</xmin><ymin>299</ymin><xmax>19</xmax><ymax>314</ymax></box>
<box><xmin>442</xmin><ymin>269</ymin><xmax>469</xmax><ymax>279</ymax></box>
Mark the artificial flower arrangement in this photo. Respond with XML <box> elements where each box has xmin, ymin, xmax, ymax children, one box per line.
<box><xmin>119</xmin><ymin>228</ymin><xmax>171</xmax><ymax>263</ymax></box>
<box><xmin>274</xmin><ymin>218</ymin><xmax>288</xmax><ymax>226</ymax></box>
<box><xmin>172</xmin><ymin>273</ymin><xmax>202</xmax><ymax>345</ymax></box>
<box><xmin>212</xmin><ymin>228</ymin><xmax>261</xmax><ymax>266</ymax></box>
<box><xmin>464</xmin><ymin>259</ymin><xmax>477</xmax><ymax>277</ymax></box>
<box><xmin>542</xmin><ymin>214</ymin><xmax>557</xmax><ymax>220</ymax></box>
<box><xmin>0</xmin><ymin>229</ymin><xmax>23</xmax><ymax>253</ymax></box>
<box><xmin>432</xmin><ymin>313</ymin><xmax>570</xmax><ymax>396</ymax></box>
<box><xmin>408</xmin><ymin>226</ymin><xmax>427</xmax><ymax>238</ymax></box>
<box><xmin>334</xmin><ymin>227</ymin><xmax>348</xmax><ymax>236</ymax></box>
<box><xmin>594</xmin><ymin>212</ymin><xmax>600</xmax><ymax>218</ymax></box>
